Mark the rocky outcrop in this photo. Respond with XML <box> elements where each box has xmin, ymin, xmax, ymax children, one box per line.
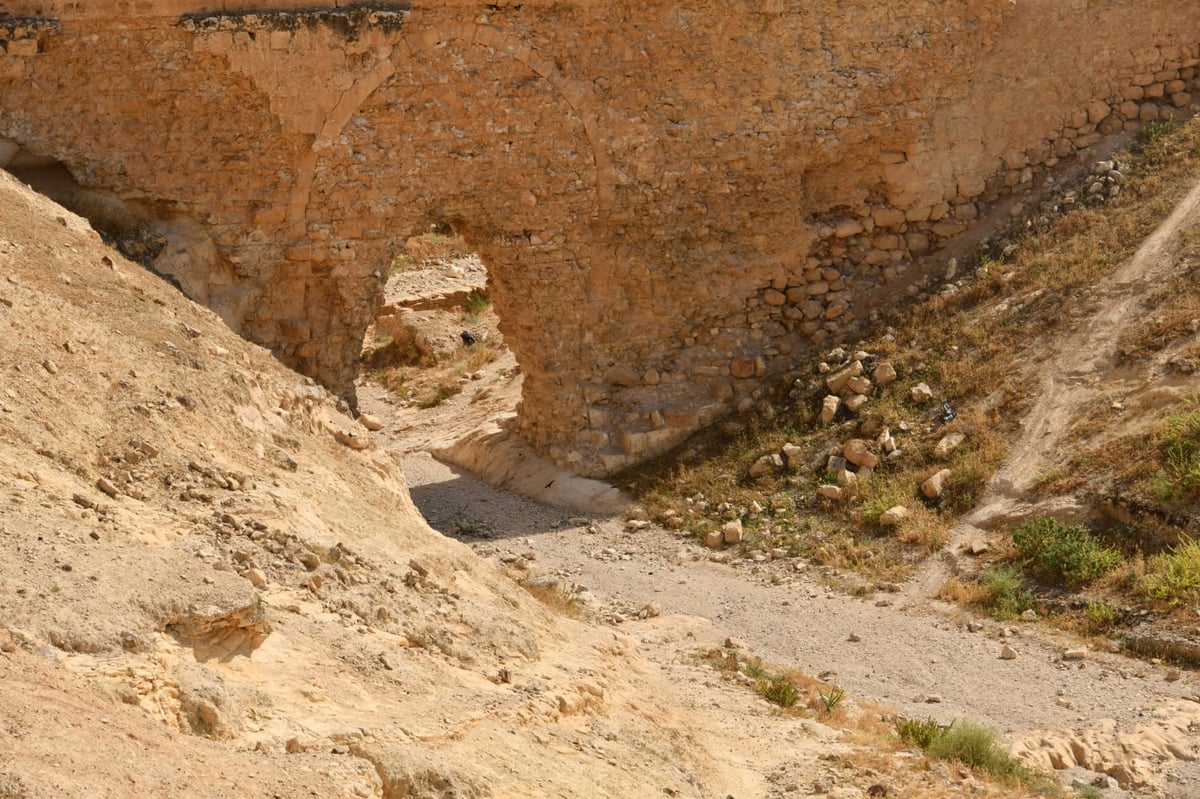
<box><xmin>3</xmin><ymin>0</ymin><xmax>1200</xmax><ymax>474</ymax></box>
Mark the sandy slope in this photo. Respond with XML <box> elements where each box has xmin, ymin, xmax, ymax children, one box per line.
<box><xmin>0</xmin><ymin>171</ymin><xmax>796</xmax><ymax>798</ymax></box>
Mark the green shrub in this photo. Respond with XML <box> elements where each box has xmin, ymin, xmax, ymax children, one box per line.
<box><xmin>464</xmin><ymin>289</ymin><xmax>491</xmax><ymax>321</ymax></box>
<box><xmin>1143</xmin><ymin>537</ymin><xmax>1200</xmax><ymax>606</ymax></box>
<box><xmin>817</xmin><ymin>686</ymin><xmax>846</xmax><ymax>715</ymax></box>
<box><xmin>1084</xmin><ymin>598</ymin><xmax>1117</xmax><ymax>633</ymax></box>
<box><xmin>980</xmin><ymin>565</ymin><xmax>1036</xmax><ymax>620</ymax></box>
<box><xmin>896</xmin><ymin>718</ymin><xmax>1041</xmax><ymax>787</ymax></box>
<box><xmin>1138</xmin><ymin>119</ymin><xmax>1177</xmax><ymax>145</ymax></box>
<box><xmin>757</xmin><ymin>676</ymin><xmax>800</xmax><ymax>708</ymax></box>
<box><xmin>895</xmin><ymin>716</ymin><xmax>949</xmax><ymax>749</ymax></box>
<box><xmin>1152</xmin><ymin>398</ymin><xmax>1200</xmax><ymax>502</ymax></box>
<box><xmin>1012</xmin><ymin>517</ymin><xmax>1119</xmax><ymax>586</ymax></box>
<box><xmin>924</xmin><ymin>721</ymin><xmax>1034</xmax><ymax>783</ymax></box>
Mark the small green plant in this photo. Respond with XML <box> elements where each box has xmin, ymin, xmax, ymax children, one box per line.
<box><xmin>980</xmin><ymin>565</ymin><xmax>1036</xmax><ymax>620</ymax></box>
<box><xmin>464</xmin><ymin>289</ymin><xmax>491</xmax><ymax>320</ymax></box>
<box><xmin>1084</xmin><ymin>598</ymin><xmax>1117</xmax><ymax>633</ymax></box>
<box><xmin>1142</xmin><ymin>536</ymin><xmax>1200</xmax><ymax>606</ymax></box>
<box><xmin>388</xmin><ymin>253</ymin><xmax>411</xmax><ymax>274</ymax></box>
<box><xmin>1075</xmin><ymin>784</ymin><xmax>1104</xmax><ymax>799</ymax></box>
<box><xmin>817</xmin><ymin>685</ymin><xmax>846</xmax><ymax>715</ymax></box>
<box><xmin>1152</xmin><ymin>398</ymin><xmax>1200</xmax><ymax>502</ymax></box>
<box><xmin>896</xmin><ymin>716</ymin><xmax>951</xmax><ymax>749</ymax></box>
<box><xmin>1012</xmin><ymin>517</ymin><xmax>1119</xmax><ymax>587</ymax></box>
<box><xmin>757</xmin><ymin>676</ymin><xmax>800</xmax><ymax>708</ymax></box>
<box><xmin>924</xmin><ymin>721</ymin><xmax>1034</xmax><ymax>783</ymax></box>
<box><xmin>415</xmin><ymin>383</ymin><xmax>461</xmax><ymax>409</ymax></box>
<box><xmin>1138</xmin><ymin>118</ymin><xmax>1177</xmax><ymax>145</ymax></box>
<box><xmin>742</xmin><ymin>658</ymin><xmax>770</xmax><ymax>681</ymax></box>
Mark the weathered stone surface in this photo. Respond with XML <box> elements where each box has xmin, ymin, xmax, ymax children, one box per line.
<box><xmin>818</xmin><ymin>484</ymin><xmax>843</xmax><ymax>501</ymax></box>
<box><xmin>842</xmin><ymin>439</ymin><xmax>879</xmax><ymax>469</ymax></box>
<box><xmin>820</xmin><ymin>395</ymin><xmax>841</xmax><ymax>425</ymax></box>
<box><xmin>749</xmin><ymin>453</ymin><xmax>783</xmax><ymax>478</ymax></box>
<box><xmin>781</xmin><ymin>443</ymin><xmax>804</xmax><ymax>470</ymax></box>
<box><xmin>826</xmin><ymin>362</ymin><xmax>863</xmax><ymax>394</ymax></box>
<box><xmin>844</xmin><ymin>394</ymin><xmax>870</xmax><ymax>413</ymax></box>
<box><xmin>872</xmin><ymin>361</ymin><xmax>898</xmax><ymax>386</ymax></box>
<box><xmin>844</xmin><ymin>375</ymin><xmax>872</xmax><ymax>395</ymax></box>
<box><xmin>722</xmin><ymin>519</ymin><xmax>744</xmax><ymax>545</ymax></box>
<box><xmin>934</xmin><ymin>432</ymin><xmax>966</xmax><ymax>458</ymax></box>
<box><xmin>921</xmin><ymin>468</ymin><xmax>953</xmax><ymax>499</ymax></box>
<box><xmin>4</xmin><ymin>0</ymin><xmax>1200</xmax><ymax>478</ymax></box>
<box><xmin>602</xmin><ymin>366</ymin><xmax>641</xmax><ymax>387</ymax></box>
<box><xmin>879</xmin><ymin>506</ymin><xmax>910</xmax><ymax>526</ymax></box>
<box><xmin>358</xmin><ymin>413</ymin><xmax>384</xmax><ymax>431</ymax></box>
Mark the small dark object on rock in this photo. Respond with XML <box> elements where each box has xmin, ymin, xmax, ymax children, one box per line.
<box><xmin>941</xmin><ymin>401</ymin><xmax>957</xmax><ymax>424</ymax></box>
<box><xmin>461</xmin><ymin>330</ymin><xmax>477</xmax><ymax>345</ymax></box>
<box><xmin>867</xmin><ymin>785</ymin><xmax>889</xmax><ymax>798</ymax></box>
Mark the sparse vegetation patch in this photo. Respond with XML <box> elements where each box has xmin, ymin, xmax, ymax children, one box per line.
<box><xmin>1011</xmin><ymin>517</ymin><xmax>1120</xmax><ymax>587</ymax></box>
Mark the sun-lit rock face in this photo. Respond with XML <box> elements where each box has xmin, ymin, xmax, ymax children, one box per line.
<box><xmin>4</xmin><ymin>0</ymin><xmax>1199</xmax><ymax>474</ymax></box>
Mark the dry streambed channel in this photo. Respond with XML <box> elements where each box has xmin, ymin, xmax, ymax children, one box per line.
<box><xmin>402</xmin><ymin>452</ymin><xmax>1200</xmax><ymax>798</ymax></box>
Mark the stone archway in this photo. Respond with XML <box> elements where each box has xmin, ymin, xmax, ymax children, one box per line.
<box><xmin>298</xmin><ymin>23</ymin><xmax>607</xmax><ymax>468</ymax></box>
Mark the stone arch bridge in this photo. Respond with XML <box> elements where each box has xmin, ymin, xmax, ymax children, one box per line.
<box><xmin>3</xmin><ymin>0</ymin><xmax>1199</xmax><ymax>475</ymax></box>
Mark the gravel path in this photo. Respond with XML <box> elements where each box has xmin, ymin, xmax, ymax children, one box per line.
<box><xmin>404</xmin><ymin>453</ymin><xmax>1196</xmax><ymax>741</ymax></box>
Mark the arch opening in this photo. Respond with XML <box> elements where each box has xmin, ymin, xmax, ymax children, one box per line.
<box><xmin>359</xmin><ymin>220</ymin><xmax>517</xmax><ymax>421</ymax></box>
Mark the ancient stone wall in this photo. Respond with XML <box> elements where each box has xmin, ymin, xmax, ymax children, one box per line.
<box><xmin>2</xmin><ymin>0</ymin><xmax>1199</xmax><ymax>475</ymax></box>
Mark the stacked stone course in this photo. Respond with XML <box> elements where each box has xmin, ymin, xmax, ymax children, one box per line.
<box><xmin>2</xmin><ymin>0</ymin><xmax>1200</xmax><ymax>476</ymax></box>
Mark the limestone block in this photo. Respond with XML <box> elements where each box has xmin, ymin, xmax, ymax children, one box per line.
<box><xmin>748</xmin><ymin>454</ymin><xmax>782</xmax><ymax>478</ymax></box>
<box><xmin>871</xmin><ymin>207</ymin><xmax>905</xmax><ymax>227</ymax></box>
<box><xmin>844</xmin><ymin>375</ymin><xmax>871</xmax><ymax>395</ymax></box>
<box><xmin>5</xmin><ymin>39</ymin><xmax>38</xmax><ymax>57</ymax></box>
<box><xmin>921</xmin><ymin>468</ymin><xmax>953</xmax><ymax>499</ymax></box>
<box><xmin>820</xmin><ymin>395</ymin><xmax>840</xmax><ymax>425</ymax></box>
<box><xmin>872</xmin><ymin>361</ymin><xmax>897</xmax><ymax>386</ymax></box>
<box><xmin>934</xmin><ymin>431</ymin><xmax>966</xmax><ymax>458</ymax></box>
<box><xmin>729</xmin><ymin>356</ymin><xmax>756</xmax><ymax>379</ymax></box>
<box><xmin>825</xmin><ymin>361</ymin><xmax>862</xmax><ymax>394</ymax></box>
<box><xmin>833</xmin><ymin>219</ymin><xmax>863</xmax><ymax>239</ymax></box>
<box><xmin>843</xmin><ymin>394</ymin><xmax>869</xmax><ymax>413</ymax></box>
<box><xmin>602</xmin><ymin>366</ymin><xmax>640</xmax><ymax>387</ymax></box>
<box><xmin>818</xmin><ymin>484</ymin><xmax>842</xmax><ymax>501</ymax></box>
<box><xmin>842</xmin><ymin>439</ymin><xmax>878</xmax><ymax>468</ymax></box>
<box><xmin>910</xmin><ymin>383</ymin><xmax>934</xmax><ymax>403</ymax></box>
<box><xmin>722</xmin><ymin>519</ymin><xmax>744</xmax><ymax>544</ymax></box>
<box><xmin>781</xmin><ymin>443</ymin><xmax>804</xmax><ymax>469</ymax></box>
